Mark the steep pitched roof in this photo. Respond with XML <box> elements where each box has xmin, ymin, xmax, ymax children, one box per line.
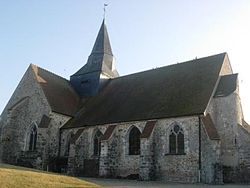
<box><xmin>31</xmin><ymin>65</ymin><xmax>80</xmax><ymax>116</ymax></box>
<box><xmin>91</xmin><ymin>20</ymin><xmax>113</xmax><ymax>55</ymax></box>
<box><xmin>214</xmin><ymin>74</ymin><xmax>238</xmax><ymax>97</ymax></box>
<box><xmin>63</xmin><ymin>53</ymin><xmax>226</xmax><ymax>128</ymax></box>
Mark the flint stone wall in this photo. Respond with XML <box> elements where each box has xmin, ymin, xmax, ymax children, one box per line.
<box><xmin>64</xmin><ymin>116</ymin><xmax>216</xmax><ymax>183</ymax></box>
<box><xmin>0</xmin><ymin>65</ymin><xmax>50</xmax><ymax>166</ymax></box>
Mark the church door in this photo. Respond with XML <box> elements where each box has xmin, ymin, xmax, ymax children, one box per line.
<box><xmin>82</xmin><ymin>159</ymin><xmax>99</xmax><ymax>177</ymax></box>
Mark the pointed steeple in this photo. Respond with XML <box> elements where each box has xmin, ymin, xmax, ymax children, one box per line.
<box><xmin>70</xmin><ymin>19</ymin><xmax>119</xmax><ymax>97</ymax></box>
<box><xmin>91</xmin><ymin>20</ymin><xmax>113</xmax><ymax>56</ymax></box>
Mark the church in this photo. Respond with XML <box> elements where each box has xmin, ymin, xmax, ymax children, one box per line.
<box><xmin>0</xmin><ymin>19</ymin><xmax>250</xmax><ymax>184</ymax></box>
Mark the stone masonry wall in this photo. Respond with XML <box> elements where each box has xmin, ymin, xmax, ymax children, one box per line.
<box><xmin>65</xmin><ymin>116</ymin><xmax>205</xmax><ymax>183</ymax></box>
<box><xmin>61</xmin><ymin>126</ymin><xmax>108</xmax><ymax>176</ymax></box>
<box><xmin>140</xmin><ymin>135</ymin><xmax>155</xmax><ymax>180</ymax></box>
<box><xmin>207</xmin><ymin>85</ymin><xmax>242</xmax><ymax>167</ymax></box>
<box><xmin>205</xmin><ymin>71</ymin><xmax>250</xmax><ymax>182</ymax></box>
<box><xmin>63</xmin><ymin>123</ymin><xmax>144</xmax><ymax>178</ymax></box>
<box><xmin>153</xmin><ymin>117</ymin><xmax>199</xmax><ymax>183</ymax></box>
<box><xmin>208</xmin><ymin>54</ymin><xmax>240</xmax><ymax>167</ymax></box>
<box><xmin>234</xmin><ymin>126</ymin><xmax>250</xmax><ymax>183</ymax></box>
<box><xmin>238</xmin><ymin>126</ymin><xmax>250</xmax><ymax>168</ymax></box>
<box><xmin>0</xmin><ymin>65</ymin><xmax>51</xmax><ymax>166</ymax></box>
<box><xmin>103</xmin><ymin>122</ymin><xmax>144</xmax><ymax>178</ymax></box>
<box><xmin>219</xmin><ymin>55</ymin><xmax>233</xmax><ymax>76</ymax></box>
<box><xmin>47</xmin><ymin>113</ymin><xmax>71</xmax><ymax>158</ymax></box>
<box><xmin>200</xmin><ymin>121</ymin><xmax>222</xmax><ymax>184</ymax></box>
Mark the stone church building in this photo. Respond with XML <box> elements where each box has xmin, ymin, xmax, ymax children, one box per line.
<box><xmin>0</xmin><ymin>20</ymin><xmax>250</xmax><ymax>184</ymax></box>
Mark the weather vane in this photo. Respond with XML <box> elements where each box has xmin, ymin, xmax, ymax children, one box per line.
<box><xmin>104</xmin><ymin>3</ymin><xmax>108</xmax><ymax>20</ymax></box>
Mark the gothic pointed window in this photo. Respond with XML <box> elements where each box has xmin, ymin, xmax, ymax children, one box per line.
<box><xmin>93</xmin><ymin>130</ymin><xmax>103</xmax><ymax>156</ymax></box>
<box><xmin>64</xmin><ymin>132</ymin><xmax>73</xmax><ymax>156</ymax></box>
<box><xmin>129</xmin><ymin>126</ymin><xmax>141</xmax><ymax>155</ymax></box>
<box><xmin>28</xmin><ymin>124</ymin><xmax>37</xmax><ymax>151</ymax></box>
<box><xmin>169</xmin><ymin>125</ymin><xmax>184</xmax><ymax>154</ymax></box>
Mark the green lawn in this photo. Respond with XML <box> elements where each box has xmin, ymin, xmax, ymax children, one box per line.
<box><xmin>0</xmin><ymin>163</ymin><xmax>101</xmax><ymax>188</ymax></box>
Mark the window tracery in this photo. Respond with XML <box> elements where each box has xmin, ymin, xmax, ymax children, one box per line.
<box><xmin>169</xmin><ymin>124</ymin><xmax>184</xmax><ymax>154</ymax></box>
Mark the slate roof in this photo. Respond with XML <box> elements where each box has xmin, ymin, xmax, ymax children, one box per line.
<box><xmin>71</xmin><ymin>20</ymin><xmax>118</xmax><ymax>78</ymax></box>
<box><xmin>63</xmin><ymin>53</ymin><xmax>227</xmax><ymax>128</ymax></box>
<box><xmin>32</xmin><ymin>65</ymin><xmax>80</xmax><ymax>116</ymax></box>
<box><xmin>91</xmin><ymin>20</ymin><xmax>113</xmax><ymax>55</ymax></box>
<box><xmin>141</xmin><ymin>121</ymin><xmax>157</xmax><ymax>138</ymax></box>
<box><xmin>214</xmin><ymin>74</ymin><xmax>238</xmax><ymax>97</ymax></box>
<box><xmin>38</xmin><ymin>115</ymin><xmax>51</xmax><ymax>128</ymax></box>
<box><xmin>102</xmin><ymin>125</ymin><xmax>117</xmax><ymax>141</ymax></box>
<box><xmin>70</xmin><ymin>129</ymin><xmax>85</xmax><ymax>144</ymax></box>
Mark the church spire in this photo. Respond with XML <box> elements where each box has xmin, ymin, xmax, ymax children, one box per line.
<box><xmin>91</xmin><ymin>19</ymin><xmax>113</xmax><ymax>56</ymax></box>
<box><xmin>70</xmin><ymin>19</ymin><xmax>119</xmax><ymax>97</ymax></box>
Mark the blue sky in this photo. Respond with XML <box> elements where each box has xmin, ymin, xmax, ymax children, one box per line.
<box><xmin>1</xmin><ymin>1</ymin><xmax>250</xmax><ymax>121</ymax></box>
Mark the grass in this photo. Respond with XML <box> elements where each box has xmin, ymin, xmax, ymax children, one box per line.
<box><xmin>0</xmin><ymin>163</ymin><xmax>101</xmax><ymax>188</ymax></box>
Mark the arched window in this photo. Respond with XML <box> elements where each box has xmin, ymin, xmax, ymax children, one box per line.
<box><xmin>93</xmin><ymin>130</ymin><xmax>103</xmax><ymax>156</ymax></box>
<box><xmin>28</xmin><ymin>124</ymin><xmax>37</xmax><ymax>151</ymax></box>
<box><xmin>129</xmin><ymin>126</ymin><xmax>141</xmax><ymax>155</ymax></box>
<box><xmin>169</xmin><ymin>124</ymin><xmax>184</xmax><ymax>154</ymax></box>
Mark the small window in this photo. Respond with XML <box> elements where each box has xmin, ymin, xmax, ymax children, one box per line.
<box><xmin>169</xmin><ymin>125</ymin><xmax>184</xmax><ymax>154</ymax></box>
<box><xmin>129</xmin><ymin>127</ymin><xmax>141</xmax><ymax>155</ymax></box>
<box><xmin>93</xmin><ymin>130</ymin><xmax>103</xmax><ymax>156</ymax></box>
<box><xmin>64</xmin><ymin>132</ymin><xmax>73</xmax><ymax>156</ymax></box>
<box><xmin>81</xmin><ymin>80</ymin><xmax>90</xmax><ymax>84</ymax></box>
<box><xmin>28</xmin><ymin>125</ymin><xmax>37</xmax><ymax>151</ymax></box>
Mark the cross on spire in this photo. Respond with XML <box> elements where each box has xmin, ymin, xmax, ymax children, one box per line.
<box><xmin>103</xmin><ymin>3</ymin><xmax>108</xmax><ymax>20</ymax></box>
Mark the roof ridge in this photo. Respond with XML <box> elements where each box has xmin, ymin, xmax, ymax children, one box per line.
<box><xmin>31</xmin><ymin>64</ymin><xmax>70</xmax><ymax>83</ymax></box>
<box><xmin>110</xmin><ymin>52</ymin><xmax>227</xmax><ymax>81</ymax></box>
